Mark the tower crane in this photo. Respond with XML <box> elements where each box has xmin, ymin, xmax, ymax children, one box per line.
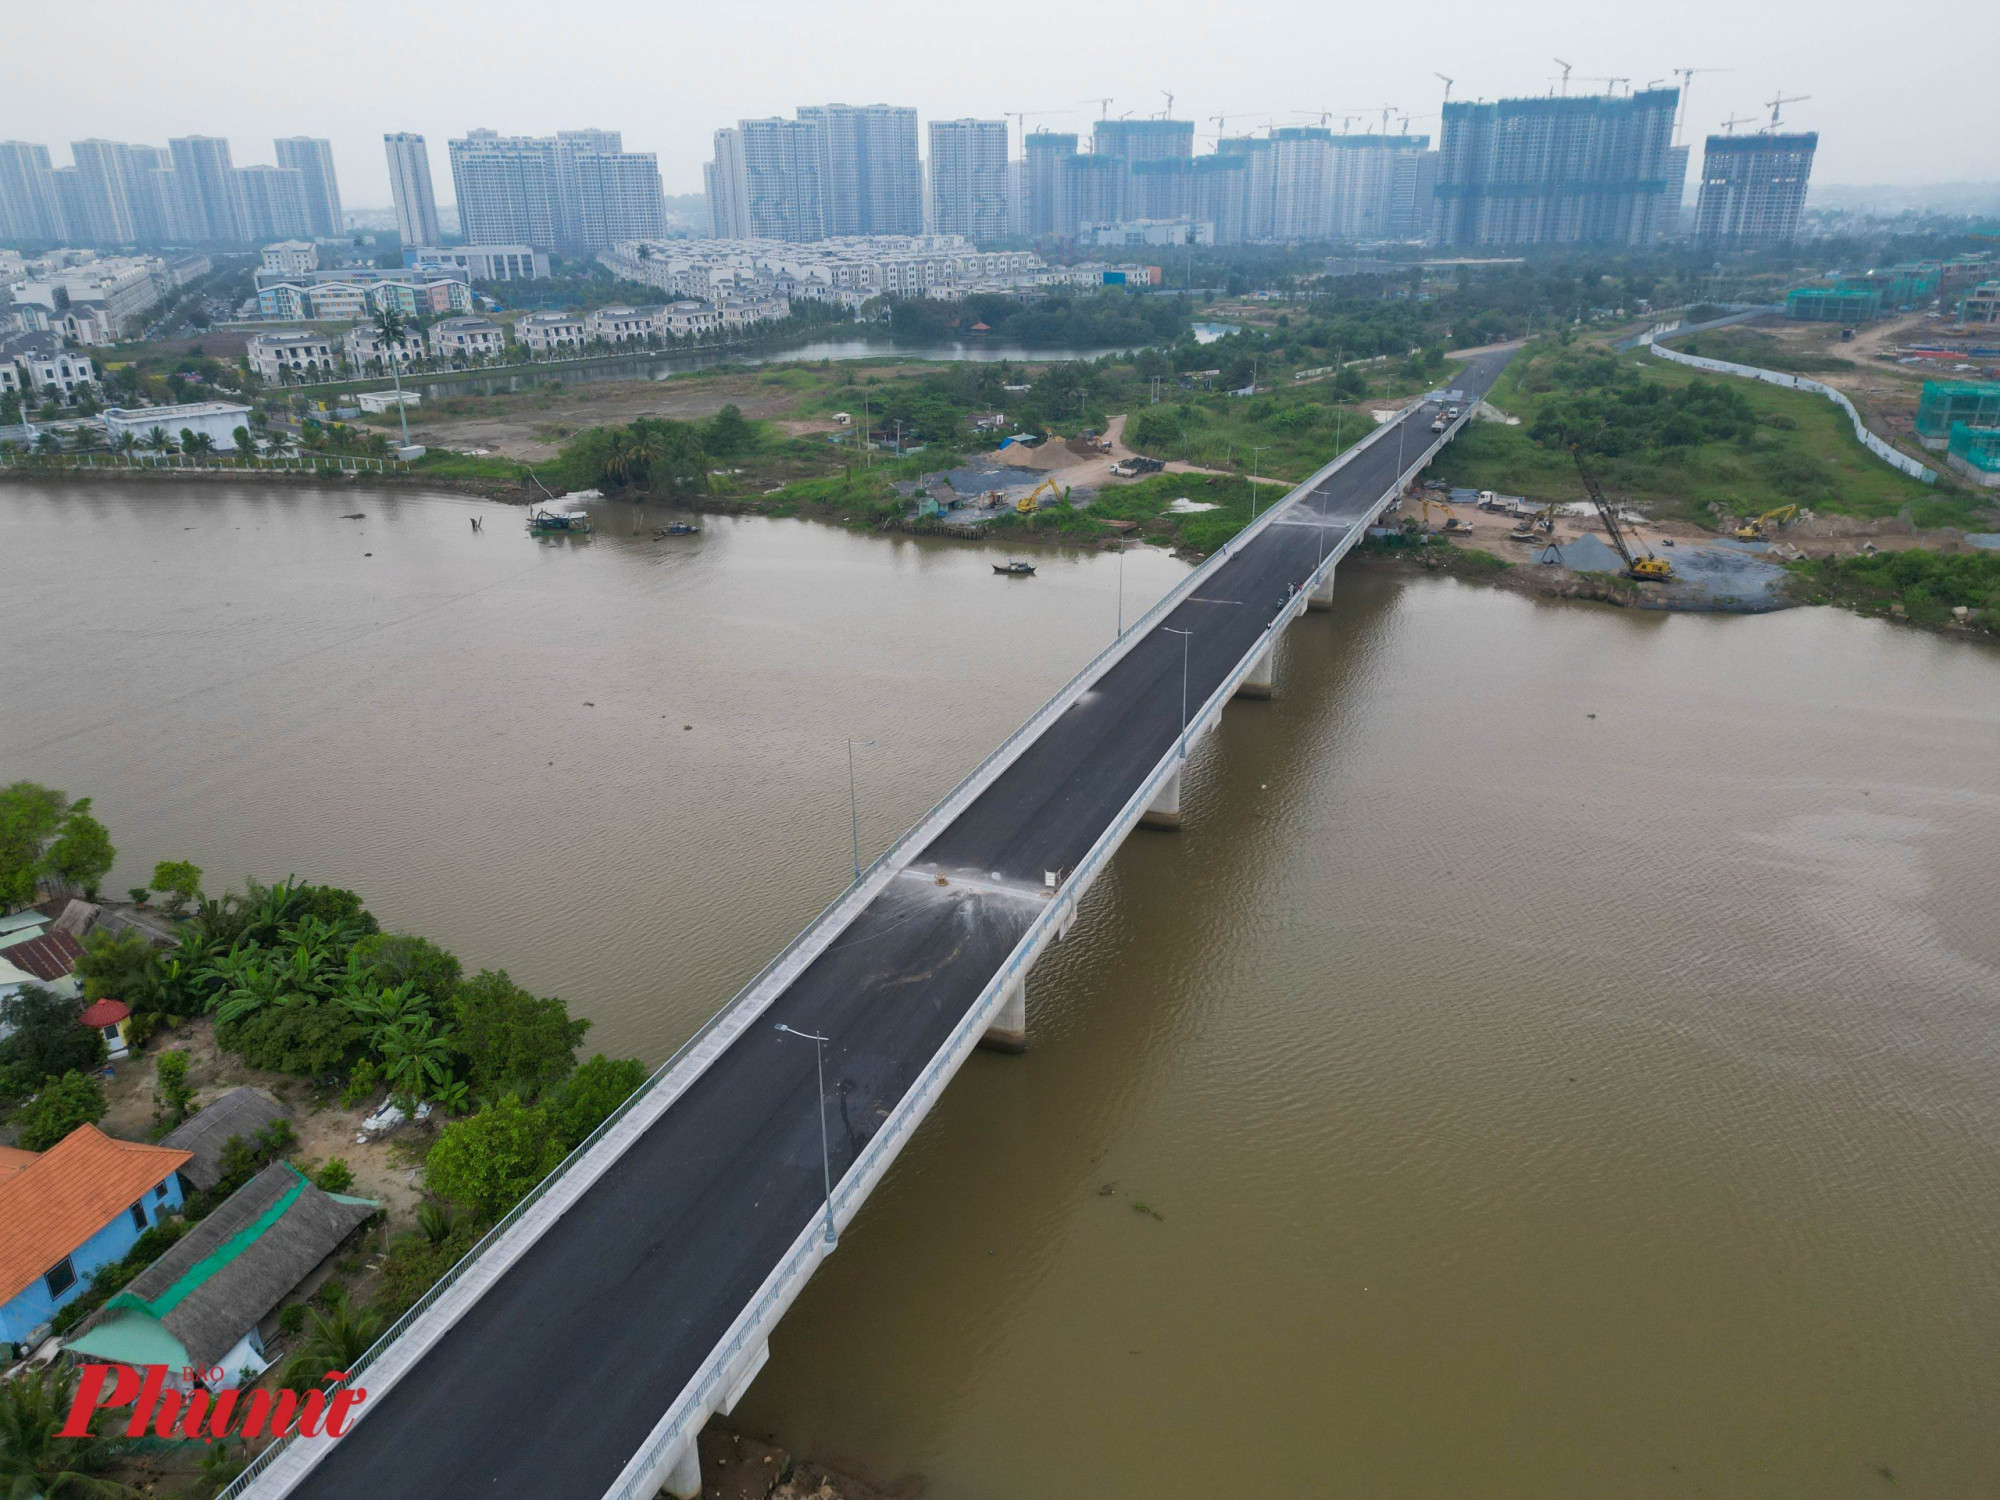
<box><xmin>1079</xmin><ymin>97</ymin><xmax>1114</xmax><ymax>120</ymax></box>
<box><xmin>1433</xmin><ymin>72</ymin><xmax>1454</xmax><ymax>105</ymax></box>
<box><xmin>1006</xmin><ymin>110</ymin><xmax>1064</xmax><ymax>155</ymax></box>
<box><xmin>1160</xmin><ymin>89</ymin><xmax>1176</xmax><ymax>119</ymax></box>
<box><xmin>1765</xmin><ymin>91</ymin><xmax>1811</xmax><ymax>129</ymax></box>
<box><xmin>1670</xmin><ymin>67</ymin><xmax>1732</xmax><ymax>146</ymax></box>
<box><xmin>1552</xmin><ymin>58</ymin><xmax>1574</xmax><ymax>96</ymax></box>
<box><xmin>1717</xmin><ymin>112</ymin><xmax>1756</xmax><ymax>136</ymax></box>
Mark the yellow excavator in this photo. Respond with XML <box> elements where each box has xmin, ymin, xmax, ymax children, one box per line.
<box><xmin>1733</xmin><ymin>504</ymin><xmax>1798</xmax><ymax>540</ymax></box>
<box><xmin>1508</xmin><ymin>498</ymin><xmax>1558</xmax><ymax>542</ymax></box>
<box><xmin>1014</xmin><ymin>477</ymin><xmax>1067</xmax><ymax>514</ymax></box>
<box><xmin>1413</xmin><ymin>496</ymin><xmax>1474</xmax><ymax>536</ymax></box>
<box><xmin>1570</xmin><ymin>445</ymin><xmax>1673</xmax><ymax>581</ymax></box>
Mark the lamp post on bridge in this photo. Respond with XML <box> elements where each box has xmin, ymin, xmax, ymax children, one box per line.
<box><xmin>1163</xmin><ymin>625</ymin><xmax>1192</xmax><ymax>762</ymax></box>
<box><xmin>774</xmin><ymin>1023</ymin><xmax>838</xmax><ymax>1248</ymax></box>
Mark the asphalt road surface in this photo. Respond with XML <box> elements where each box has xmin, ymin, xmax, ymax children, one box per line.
<box><xmin>290</xmin><ymin>347</ymin><xmax>1516</xmax><ymax>1500</ymax></box>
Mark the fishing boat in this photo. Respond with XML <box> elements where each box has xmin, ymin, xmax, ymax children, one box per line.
<box><xmin>993</xmin><ymin>559</ymin><xmax>1036</xmax><ymax>576</ymax></box>
<box><xmin>527</xmin><ymin>507</ymin><xmax>592</xmax><ymax>534</ymax></box>
<box><xmin>655</xmin><ymin>521</ymin><xmax>700</xmax><ymax>536</ymax></box>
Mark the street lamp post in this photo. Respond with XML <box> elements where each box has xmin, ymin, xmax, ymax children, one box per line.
<box><xmin>1248</xmin><ymin>445</ymin><xmax>1264</xmax><ymax>520</ymax></box>
<box><xmin>1116</xmin><ymin>537</ymin><xmax>1126</xmax><ymax>639</ymax></box>
<box><xmin>774</xmin><ymin>1024</ymin><xmax>838</xmax><ymax>1247</ymax></box>
<box><xmin>1163</xmin><ymin>625</ymin><xmax>1192</xmax><ymax>760</ymax></box>
<box><xmin>847</xmin><ymin>738</ymin><xmax>875</xmax><ymax>882</ymax></box>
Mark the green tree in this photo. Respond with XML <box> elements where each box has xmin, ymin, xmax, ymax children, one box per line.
<box><xmin>0</xmin><ymin>988</ymin><xmax>106</xmax><ymax>1102</ymax></box>
<box><xmin>423</xmin><ymin>1094</ymin><xmax>564</xmax><ymax>1219</ymax></box>
<box><xmin>546</xmin><ymin>1054</ymin><xmax>648</xmax><ymax>1149</ymax></box>
<box><xmin>0</xmin><ymin>781</ymin><xmax>69</xmax><ymax>909</ymax></box>
<box><xmin>379</xmin><ymin>1015</ymin><xmax>454</xmax><ymax>1102</ymax></box>
<box><xmin>17</xmin><ymin>1070</ymin><xmax>108</xmax><ymax>1151</ymax></box>
<box><xmin>155</xmin><ymin>1048</ymin><xmax>193</xmax><ymax>1122</ymax></box>
<box><xmin>349</xmin><ymin>932</ymin><xmax>461</xmax><ymax>1007</ymax></box>
<box><xmin>280</xmin><ymin>1289</ymin><xmax>383</xmax><ymax>1391</ymax></box>
<box><xmin>151</xmin><ymin>858</ymin><xmax>203</xmax><ymax>914</ymax></box>
<box><xmin>702</xmin><ymin>403</ymin><xmax>753</xmax><ymax>457</ymax></box>
<box><xmin>449</xmin><ymin>971</ymin><xmax>589</xmax><ymax>1099</ymax></box>
<box><xmin>75</xmin><ymin>927</ymin><xmax>160</xmax><ymax>1012</ymax></box>
<box><xmin>43</xmin><ymin>796</ymin><xmax>115</xmax><ymax>898</ymax></box>
<box><xmin>0</xmin><ymin>1360</ymin><xmax>130</xmax><ymax>1498</ymax></box>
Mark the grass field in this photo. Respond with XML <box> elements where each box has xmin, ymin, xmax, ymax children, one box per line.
<box><xmin>1428</xmin><ymin>339</ymin><xmax>1987</xmax><ymax>531</ymax></box>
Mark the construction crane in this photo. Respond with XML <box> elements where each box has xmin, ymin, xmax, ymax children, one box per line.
<box><xmin>1570</xmin><ymin>445</ymin><xmax>1672</xmax><ymax>580</ymax></box>
<box><xmin>1718</xmin><ymin>112</ymin><xmax>1757</xmax><ymax>136</ymax></box>
<box><xmin>1670</xmin><ymin>66</ymin><xmax>1732</xmax><ymax>146</ymax></box>
<box><xmin>1433</xmin><ymin>72</ymin><xmax>1454</xmax><ymax>105</ymax></box>
<box><xmin>1577</xmin><ymin>76</ymin><xmax>1629</xmax><ymax>96</ymax></box>
<box><xmin>1732</xmin><ymin>504</ymin><xmax>1797</xmax><ymax>539</ymax></box>
<box><xmin>1765</xmin><ymin>91</ymin><xmax>1812</xmax><ymax>129</ymax></box>
<box><xmin>1160</xmin><ymin>89</ymin><xmax>1176</xmax><ymax>119</ymax></box>
<box><xmin>1552</xmin><ymin>58</ymin><xmax>1575</xmax><ymax>97</ymax></box>
<box><xmin>1006</xmin><ymin>110</ymin><xmax>1064</xmax><ymax>155</ymax></box>
<box><xmin>1079</xmin><ymin>97</ymin><xmax>1115</xmax><ymax>119</ymax></box>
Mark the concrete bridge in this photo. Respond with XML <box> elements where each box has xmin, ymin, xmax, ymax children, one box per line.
<box><xmin>231</xmin><ymin>346</ymin><xmax>1516</xmax><ymax>1500</ymax></box>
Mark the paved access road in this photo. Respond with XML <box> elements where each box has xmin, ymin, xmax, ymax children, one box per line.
<box><xmin>292</xmin><ymin>348</ymin><xmax>1517</xmax><ymax>1500</ymax></box>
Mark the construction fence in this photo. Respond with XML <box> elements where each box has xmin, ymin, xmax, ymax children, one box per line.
<box><xmin>1645</xmin><ymin>335</ymin><xmax>1938</xmax><ymax>484</ymax></box>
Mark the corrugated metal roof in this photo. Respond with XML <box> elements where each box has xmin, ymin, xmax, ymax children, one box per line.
<box><xmin>0</xmin><ymin>928</ymin><xmax>85</xmax><ymax>982</ymax></box>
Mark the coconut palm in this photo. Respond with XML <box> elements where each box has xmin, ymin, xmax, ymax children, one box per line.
<box><xmin>0</xmin><ymin>1361</ymin><xmax>131</xmax><ymax>1497</ymax></box>
<box><xmin>281</xmin><ymin>1289</ymin><xmax>383</xmax><ymax>1391</ymax></box>
<box><xmin>145</xmin><ymin>425</ymin><xmax>172</xmax><ymax>453</ymax></box>
<box><xmin>372</xmin><ymin>304</ymin><xmax>414</xmax><ymax>448</ymax></box>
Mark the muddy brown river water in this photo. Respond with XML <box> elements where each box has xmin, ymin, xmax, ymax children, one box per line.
<box><xmin>4</xmin><ymin>482</ymin><xmax>1997</xmax><ymax>1497</ymax></box>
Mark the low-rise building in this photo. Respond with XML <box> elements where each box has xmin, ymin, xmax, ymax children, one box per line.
<box><xmin>0</xmin><ymin>332</ymin><xmax>96</xmax><ymax>402</ymax></box>
<box><xmin>260</xmin><ymin>240</ymin><xmax>319</xmax><ymax>277</ymax></box>
<box><xmin>428</xmin><ymin>315</ymin><xmax>504</xmax><ymax>363</ymax></box>
<box><xmin>342</xmin><ymin>324</ymin><xmax>426</xmax><ymax>373</ymax></box>
<box><xmin>66</xmin><ymin>1162</ymin><xmax>378</xmax><ymax>1388</ymax></box>
<box><xmin>247</xmin><ymin>330</ymin><xmax>337</xmax><ymax>383</ymax></box>
<box><xmin>76</xmin><ymin>998</ymin><xmax>132</xmax><ymax>1061</ymax></box>
<box><xmin>102</xmin><ymin>401</ymin><xmax>254</xmax><ymax>450</ymax></box>
<box><xmin>584</xmin><ymin>305</ymin><xmax>661</xmax><ymax>344</ymax></box>
<box><xmin>356</xmin><ymin>388</ymin><xmax>420</xmax><ymax>414</ymax></box>
<box><xmin>661</xmin><ymin>300</ymin><xmax>721</xmax><ymax>338</ymax></box>
<box><xmin>257</xmin><ymin>275</ymin><xmax>470</xmax><ymax>323</ymax></box>
<box><xmin>413</xmin><ymin>244</ymin><xmax>549</xmax><ymax>282</ymax></box>
<box><xmin>160</xmin><ymin>1088</ymin><xmax>293</xmax><ymax>1195</ymax></box>
<box><xmin>514</xmin><ymin>310</ymin><xmax>587</xmax><ymax>353</ymax></box>
<box><xmin>1960</xmin><ymin>281</ymin><xmax>2000</xmax><ymax>327</ymax></box>
<box><xmin>0</xmin><ymin>1125</ymin><xmax>190</xmax><ymax>1352</ymax></box>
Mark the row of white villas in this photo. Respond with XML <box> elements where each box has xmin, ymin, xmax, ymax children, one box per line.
<box><xmin>247</xmin><ymin>317</ymin><xmax>505</xmax><ymax>381</ymax></box>
<box><xmin>512</xmin><ymin>295</ymin><xmax>788</xmax><ymax>353</ymax></box>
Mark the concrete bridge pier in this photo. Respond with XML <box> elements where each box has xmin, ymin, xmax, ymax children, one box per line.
<box><xmin>1307</xmin><ymin>568</ymin><xmax>1336</xmax><ymax>612</ymax></box>
<box><xmin>643</xmin><ymin>1437</ymin><xmax>702</xmax><ymax>1499</ymax></box>
<box><xmin>979</xmin><ymin>972</ymin><xmax>1028</xmax><ymax>1053</ymax></box>
<box><xmin>1234</xmin><ymin>642</ymin><xmax>1275</xmax><ymax>699</ymax></box>
<box><xmin>1140</xmin><ymin>764</ymin><xmax>1183</xmax><ymax>830</ymax></box>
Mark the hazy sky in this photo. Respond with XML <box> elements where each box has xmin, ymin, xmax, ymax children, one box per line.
<box><xmin>7</xmin><ymin>0</ymin><xmax>1996</xmax><ymax>206</ymax></box>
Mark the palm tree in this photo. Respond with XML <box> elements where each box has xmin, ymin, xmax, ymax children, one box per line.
<box><xmin>0</xmin><ymin>1361</ymin><xmax>131</xmax><ymax>1497</ymax></box>
<box><xmin>113</xmin><ymin>430</ymin><xmax>138</xmax><ymax>459</ymax></box>
<box><xmin>281</xmin><ymin>1290</ymin><xmax>384</xmax><ymax>1391</ymax></box>
<box><xmin>185</xmin><ymin>430</ymin><xmax>216</xmax><ymax>456</ymax></box>
<box><xmin>380</xmin><ymin>1015</ymin><xmax>454</xmax><ymax>1101</ymax></box>
<box><xmin>145</xmin><ymin>425</ymin><xmax>172</xmax><ymax>455</ymax></box>
<box><xmin>373</xmin><ymin>304</ymin><xmax>414</xmax><ymax>449</ymax></box>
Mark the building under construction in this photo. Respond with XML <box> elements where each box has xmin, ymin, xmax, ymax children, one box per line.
<box><xmin>1694</xmin><ymin>131</ymin><xmax>1817</xmax><ymax>247</ymax></box>
<box><xmin>1429</xmin><ymin>88</ymin><xmax>1681</xmax><ymax>246</ymax></box>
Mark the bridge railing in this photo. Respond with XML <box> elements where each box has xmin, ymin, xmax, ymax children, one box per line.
<box><xmin>229</xmin><ymin>389</ymin><xmax>1432</xmax><ymax>1500</ymax></box>
<box><xmin>603</xmin><ymin>395</ymin><xmax>1475</xmax><ymax>1500</ymax></box>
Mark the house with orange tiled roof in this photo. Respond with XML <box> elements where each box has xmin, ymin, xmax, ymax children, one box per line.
<box><xmin>0</xmin><ymin>1125</ymin><xmax>189</xmax><ymax>1354</ymax></box>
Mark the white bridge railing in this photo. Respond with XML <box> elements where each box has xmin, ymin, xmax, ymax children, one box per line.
<box><xmin>231</xmin><ymin>388</ymin><xmax>1474</xmax><ymax>1500</ymax></box>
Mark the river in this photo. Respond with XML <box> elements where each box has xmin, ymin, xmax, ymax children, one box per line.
<box><xmin>5</xmin><ymin>482</ymin><xmax>1997</xmax><ymax>1497</ymax></box>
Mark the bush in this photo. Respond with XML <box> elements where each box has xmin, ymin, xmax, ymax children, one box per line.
<box><xmin>349</xmin><ymin>933</ymin><xmax>462</xmax><ymax>1009</ymax></box>
<box><xmin>423</xmin><ymin>1095</ymin><xmax>564</xmax><ymax>1220</ymax></box>
<box><xmin>151</xmin><ymin>858</ymin><xmax>203</xmax><ymax>914</ymax></box>
<box><xmin>545</xmin><ymin>1054</ymin><xmax>648</xmax><ymax>1149</ymax></box>
<box><xmin>278</xmin><ymin>1302</ymin><xmax>307</xmax><ymax>1335</ymax></box>
<box><xmin>155</xmin><ymin>1049</ymin><xmax>193</xmax><ymax>1122</ymax></box>
<box><xmin>314</xmin><ymin>1157</ymin><xmax>355</xmax><ymax>1194</ymax></box>
<box><xmin>17</xmin><ymin>1070</ymin><xmax>108</xmax><ymax>1150</ymax></box>
<box><xmin>75</xmin><ymin>927</ymin><xmax>161</xmax><ymax>1014</ymax></box>
<box><xmin>449</xmin><ymin>972</ymin><xmax>589</xmax><ymax>1099</ymax></box>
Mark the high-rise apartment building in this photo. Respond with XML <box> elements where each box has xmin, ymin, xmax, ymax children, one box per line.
<box><xmin>797</xmin><ymin>104</ymin><xmax>922</xmax><ymax>236</ymax></box>
<box><xmin>1091</xmin><ymin>119</ymin><xmax>1195</xmax><ymax>163</ymax></box>
<box><xmin>1023</xmin><ymin>132</ymin><xmax>1080</xmax><ymax>240</ymax></box>
<box><xmin>236</xmin><ymin>164</ymin><xmax>312</xmax><ymax>241</ymax></box>
<box><xmin>168</xmin><ymin>136</ymin><xmax>245</xmax><ymax>243</ymax></box>
<box><xmin>274</xmin><ymin>137</ymin><xmax>344</xmax><ymax>237</ymax></box>
<box><xmin>1693</xmin><ymin>132</ymin><xmax>1817</xmax><ymax>248</ymax></box>
<box><xmin>734</xmin><ymin>118</ymin><xmax>826</xmax><ymax>241</ymax></box>
<box><xmin>1431</xmin><ymin>88</ymin><xmax>1680</xmax><ymax>246</ymax></box>
<box><xmin>928</xmin><ymin>119</ymin><xmax>1009</xmax><ymax>242</ymax></box>
<box><xmin>447</xmin><ymin>128</ymin><xmax>666</xmax><ymax>252</ymax></box>
<box><xmin>704</xmin><ymin>129</ymin><xmax>751</xmax><ymax>238</ymax></box>
<box><xmin>384</xmin><ymin>133</ymin><xmax>441</xmax><ymax>249</ymax></box>
<box><xmin>0</xmin><ymin>142</ymin><xmax>66</xmax><ymax>243</ymax></box>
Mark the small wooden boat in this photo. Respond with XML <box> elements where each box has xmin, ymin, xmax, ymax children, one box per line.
<box><xmin>527</xmin><ymin>508</ymin><xmax>592</xmax><ymax>534</ymax></box>
<box><xmin>993</xmin><ymin>559</ymin><xmax>1036</xmax><ymax>576</ymax></box>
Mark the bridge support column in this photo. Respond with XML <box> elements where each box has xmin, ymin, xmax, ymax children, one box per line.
<box><xmin>644</xmin><ymin>1438</ymin><xmax>702</xmax><ymax>1500</ymax></box>
<box><xmin>1140</xmin><ymin>765</ymin><xmax>1183</xmax><ymax>830</ymax></box>
<box><xmin>979</xmin><ymin>973</ymin><xmax>1027</xmax><ymax>1054</ymax></box>
<box><xmin>1235</xmin><ymin>643</ymin><xmax>1275</xmax><ymax>699</ymax></box>
<box><xmin>1307</xmin><ymin>569</ymin><xmax>1336</xmax><ymax>612</ymax></box>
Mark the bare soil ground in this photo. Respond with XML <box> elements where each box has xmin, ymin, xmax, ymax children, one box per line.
<box><xmin>397</xmin><ymin>370</ymin><xmax>835</xmax><ymax>463</ymax></box>
<box><xmin>98</xmin><ymin>1017</ymin><xmax>427</xmax><ymax>1230</ymax></box>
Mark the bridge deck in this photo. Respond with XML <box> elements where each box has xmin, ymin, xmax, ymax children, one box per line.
<box><xmin>278</xmin><ymin>349</ymin><xmax>1515</xmax><ymax>1500</ymax></box>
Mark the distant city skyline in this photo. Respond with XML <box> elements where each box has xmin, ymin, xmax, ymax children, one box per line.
<box><xmin>3</xmin><ymin>0</ymin><xmax>1992</xmax><ymax>210</ymax></box>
